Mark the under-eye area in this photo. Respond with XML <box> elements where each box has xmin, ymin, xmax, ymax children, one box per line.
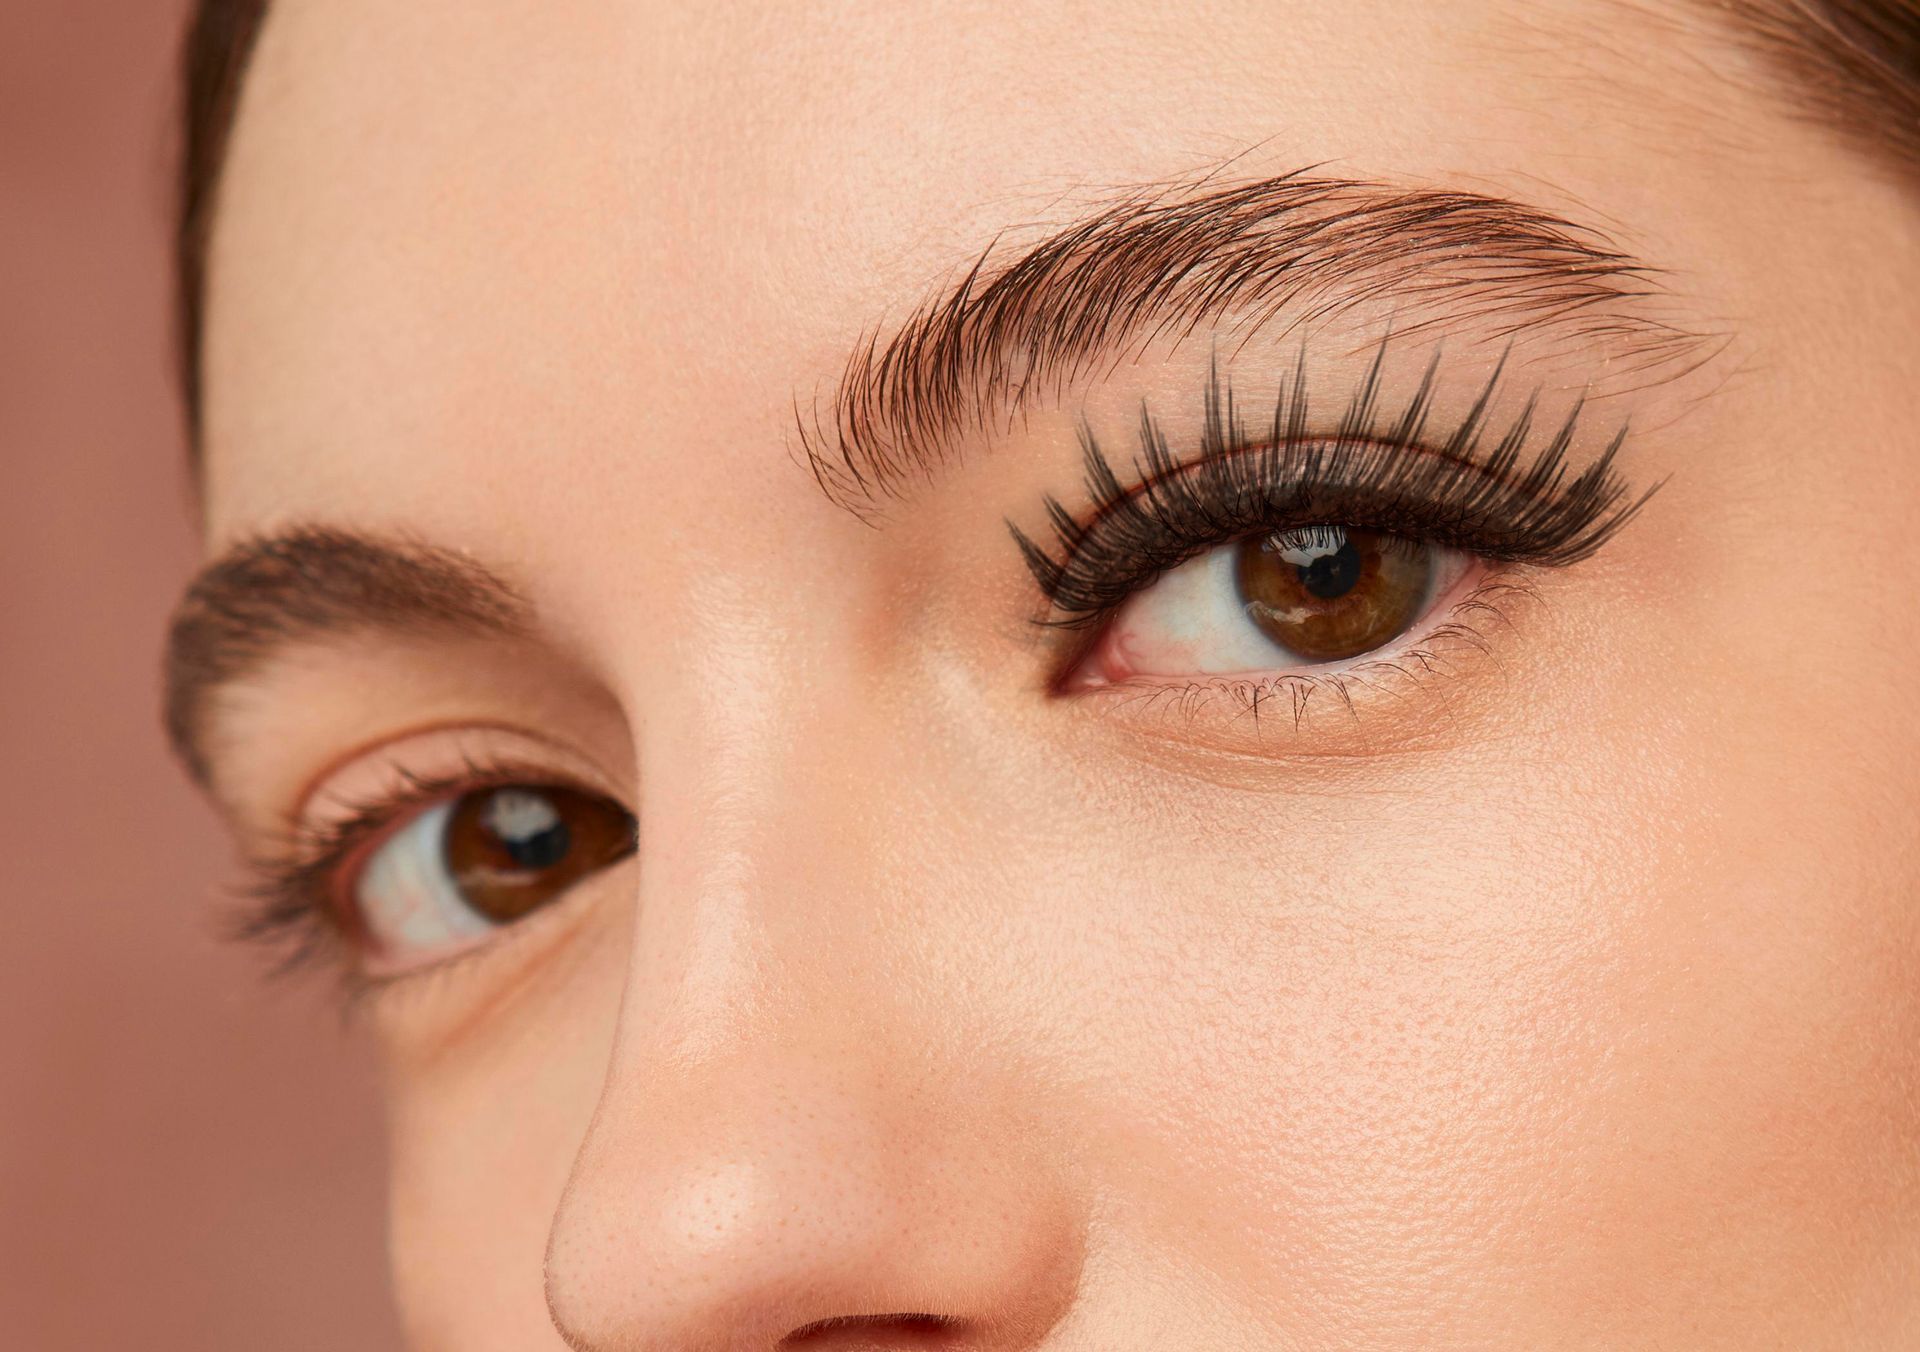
<box><xmin>1071</xmin><ymin>571</ymin><xmax>1544</xmax><ymax>741</ymax></box>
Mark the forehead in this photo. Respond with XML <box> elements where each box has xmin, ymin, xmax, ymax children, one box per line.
<box><xmin>199</xmin><ymin>0</ymin><xmax>1778</xmax><ymax>537</ymax></box>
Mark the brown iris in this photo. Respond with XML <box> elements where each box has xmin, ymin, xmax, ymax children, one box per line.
<box><xmin>1234</xmin><ymin>526</ymin><xmax>1433</xmax><ymax>663</ymax></box>
<box><xmin>443</xmin><ymin>785</ymin><xmax>634</xmax><ymax>923</ymax></box>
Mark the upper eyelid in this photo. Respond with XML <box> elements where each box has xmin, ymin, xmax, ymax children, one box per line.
<box><xmin>293</xmin><ymin>741</ymin><xmax>628</xmax><ymax>852</ymax></box>
<box><xmin>292</xmin><ymin>763</ymin><xmax>504</xmax><ymax>855</ymax></box>
<box><xmin>276</xmin><ymin>720</ymin><xmax>611</xmax><ymax>836</ymax></box>
<box><xmin>262</xmin><ymin>723</ymin><xmax>636</xmax><ymax>897</ymax></box>
<box><xmin>165</xmin><ymin>529</ymin><xmax>534</xmax><ymax>794</ymax></box>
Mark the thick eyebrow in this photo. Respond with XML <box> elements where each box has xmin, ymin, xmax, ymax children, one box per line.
<box><xmin>164</xmin><ymin>527</ymin><xmax>528</xmax><ymax>785</ymax></box>
<box><xmin>799</xmin><ymin>171</ymin><xmax>1717</xmax><ymax>516</ymax></box>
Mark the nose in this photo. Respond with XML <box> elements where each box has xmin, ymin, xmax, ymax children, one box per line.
<box><xmin>540</xmin><ymin>760</ymin><xmax>1085</xmax><ymax>1350</ymax></box>
<box><xmin>545</xmin><ymin>1038</ymin><xmax>1082</xmax><ymax>1351</ymax></box>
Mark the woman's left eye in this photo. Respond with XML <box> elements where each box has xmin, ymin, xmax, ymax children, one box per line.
<box><xmin>1065</xmin><ymin>526</ymin><xmax>1473</xmax><ymax>687</ymax></box>
<box><xmin>346</xmin><ymin>783</ymin><xmax>636</xmax><ymax>971</ymax></box>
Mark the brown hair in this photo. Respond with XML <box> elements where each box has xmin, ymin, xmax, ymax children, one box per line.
<box><xmin>170</xmin><ymin>0</ymin><xmax>1918</xmax><ymax>453</ymax></box>
<box><xmin>174</xmin><ymin>0</ymin><xmax>267</xmax><ymax>454</ymax></box>
<box><xmin>1746</xmin><ymin>0</ymin><xmax>1920</xmax><ymax>171</ymax></box>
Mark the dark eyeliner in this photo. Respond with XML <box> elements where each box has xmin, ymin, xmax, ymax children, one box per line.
<box><xmin>1009</xmin><ymin>344</ymin><xmax>1661</xmax><ymax>630</ymax></box>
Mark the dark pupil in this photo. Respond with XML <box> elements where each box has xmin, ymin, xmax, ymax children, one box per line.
<box><xmin>1293</xmin><ymin>536</ymin><xmax>1363</xmax><ymax>600</ymax></box>
<box><xmin>480</xmin><ymin>790</ymin><xmax>572</xmax><ymax>871</ymax></box>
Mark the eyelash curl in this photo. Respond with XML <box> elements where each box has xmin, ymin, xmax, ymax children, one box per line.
<box><xmin>1008</xmin><ymin>342</ymin><xmax>1661</xmax><ymax>631</ymax></box>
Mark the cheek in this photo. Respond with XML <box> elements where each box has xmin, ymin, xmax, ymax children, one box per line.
<box><xmin>1032</xmin><ymin>791</ymin><xmax>1639</xmax><ymax>1336</ymax></box>
<box><xmin>379</xmin><ymin>905</ymin><xmax>629</xmax><ymax>1346</ymax></box>
<box><xmin>1038</xmin><ymin>655</ymin><xmax>1918</xmax><ymax>1341</ymax></box>
<box><xmin>1525</xmin><ymin>736</ymin><xmax>1920</xmax><ymax>1338</ymax></box>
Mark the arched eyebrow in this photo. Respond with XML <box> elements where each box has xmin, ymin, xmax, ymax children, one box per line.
<box><xmin>797</xmin><ymin>172</ymin><xmax>1719</xmax><ymax>517</ymax></box>
<box><xmin>164</xmin><ymin>528</ymin><xmax>528</xmax><ymax>786</ymax></box>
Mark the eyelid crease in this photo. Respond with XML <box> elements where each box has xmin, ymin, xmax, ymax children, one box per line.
<box><xmin>1008</xmin><ymin>341</ymin><xmax>1660</xmax><ymax>631</ymax></box>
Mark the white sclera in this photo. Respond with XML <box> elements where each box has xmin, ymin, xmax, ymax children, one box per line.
<box><xmin>355</xmin><ymin>799</ymin><xmax>496</xmax><ymax>955</ymax></box>
<box><xmin>1106</xmin><ymin>545</ymin><xmax>1291</xmax><ymax>676</ymax></box>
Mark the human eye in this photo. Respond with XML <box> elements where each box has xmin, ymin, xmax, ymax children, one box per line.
<box><xmin>1012</xmin><ymin>351</ymin><xmax>1658</xmax><ymax>704</ymax></box>
<box><xmin>1066</xmin><ymin>526</ymin><xmax>1477</xmax><ymax>686</ymax></box>
<box><xmin>245</xmin><ymin>755</ymin><xmax>636</xmax><ymax>985</ymax></box>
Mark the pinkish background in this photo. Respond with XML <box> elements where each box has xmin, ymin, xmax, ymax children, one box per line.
<box><xmin>0</xmin><ymin>4</ymin><xmax>404</xmax><ymax>1347</ymax></box>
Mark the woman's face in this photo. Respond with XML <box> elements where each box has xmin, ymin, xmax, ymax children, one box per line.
<box><xmin>179</xmin><ymin>0</ymin><xmax>1920</xmax><ymax>1346</ymax></box>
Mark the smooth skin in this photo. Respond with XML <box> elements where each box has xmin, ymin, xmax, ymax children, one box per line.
<box><xmin>194</xmin><ymin>0</ymin><xmax>1920</xmax><ymax>1347</ymax></box>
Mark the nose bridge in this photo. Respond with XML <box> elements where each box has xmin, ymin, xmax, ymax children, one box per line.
<box><xmin>600</xmin><ymin>504</ymin><xmax>956</xmax><ymax>1070</ymax></box>
<box><xmin>541</xmin><ymin>689</ymin><xmax>1084</xmax><ymax>1350</ymax></box>
<box><xmin>630</xmin><ymin>680</ymin><xmax>920</xmax><ymax>1048</ymax></box>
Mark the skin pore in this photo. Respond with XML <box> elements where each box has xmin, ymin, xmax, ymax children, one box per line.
<box><xmin>177</xmin><ymin>0</ymin><xmax>1920</xmax><ymax>1348</ymax></box>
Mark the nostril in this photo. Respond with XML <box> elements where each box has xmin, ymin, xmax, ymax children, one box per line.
<box><xmin>782</xmin><ymin>1312</ymin><xmax>962</xmax><ymax>1347</ymax></box>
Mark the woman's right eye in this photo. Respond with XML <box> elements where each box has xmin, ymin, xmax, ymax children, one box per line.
<box><xmin>347</xmin><ymin>784</ymin><xmax>636</xmax><ymax>972</ymax></box>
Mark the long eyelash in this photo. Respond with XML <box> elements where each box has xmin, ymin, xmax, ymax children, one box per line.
<box><xmin>231</xmin><ymin>754</ymin><xmax>538</xmax><ymax>984</ymax></box>
<box><xmin>1008</xmin><ymin>343</ymin><xmax>1661</xmax><ymax>628</ymax></box>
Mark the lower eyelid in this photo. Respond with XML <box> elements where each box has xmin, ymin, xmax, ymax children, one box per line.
<box><xmin>1062</xmin><ymin>563</ymin><xmax>1538</xmax><ymax>743</ymax></box>
<box><xmin>345</xmin><ymin>871</ymin><xmax>622</xmax><ymax>1028</ymax></box>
